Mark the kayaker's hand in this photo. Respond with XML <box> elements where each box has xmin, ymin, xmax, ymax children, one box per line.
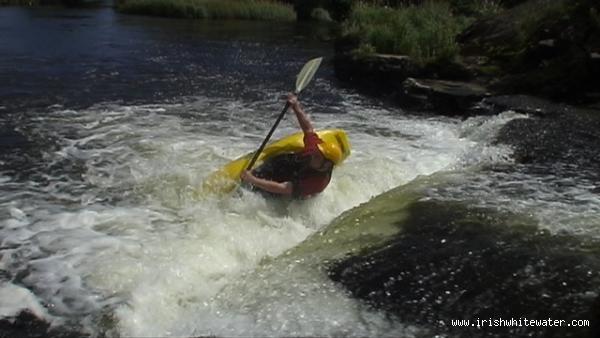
<box><xmin>287</xmin><ymin>93</ymin><xmax>299</xmax><ymax>108</ymax></box>
<box><xmin>241</xmin><ymin>170</ymin><xmax>254</xmax><ymax>184</ymax></box>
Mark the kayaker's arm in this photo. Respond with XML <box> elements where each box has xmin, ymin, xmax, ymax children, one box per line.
<box><xmin>241</xmin><ymin>171</ymin><xmax>293</xmax><ymax>195</ymax></box>
<box><xmin>288</xmin><ymin>93</ymin><xmax>314</xmax><ymax>134</ymax></box>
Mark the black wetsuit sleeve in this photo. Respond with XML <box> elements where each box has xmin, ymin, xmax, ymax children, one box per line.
<box><xmin>291</xmin><ymin>178</ymin><xmax>301</xmax><ymax>199</ymax></box>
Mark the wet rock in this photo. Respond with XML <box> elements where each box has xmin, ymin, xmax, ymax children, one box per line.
<box><xmin>0</xmin><ymin>311</ymin><xmax>83</xmax><ymax>338</ymax></box>
<box><xmin>334</xmin><ymin>52</ymin><xmax>479</xmax><ymax>115</ymax></box>
<box><xmin>592</xmin><ymin>295</ymin><xmax>600</xmax><ymax>338</ymax></box>
<box><xmin>334</xmin><ymin>53</ymin><xmax>422</xmax><ymax>94</ymax></box>
<box><xmin>334</xmin><ymin>52</ymin><xmax>473</xmax><ymax>85</ymax></box>
<box><xmin>458</xmin><ymin>17</ymin><xmax>514</xmax><ymax>55</ymax></box>
<box><xmin>495</xmin><ymin>109</ymin><xmax>600</xmax><ymax>181</ymax></box>
<box><xmin>477</xmin><ymin>95</ymin><xmax>575</xmax><ymax>117</ymax></box>
<box><xmin>401</xmin><ymin>78</ymin><xmax>489</xmax><ymax>114</ymax></box>
<box><xmin>328</xmin><ymin>200</ymin><xmax>600</xmax><ymax>338</ymax></box>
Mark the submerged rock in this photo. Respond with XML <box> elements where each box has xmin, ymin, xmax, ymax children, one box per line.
<box><xmin>477</xmin><ymin>95</ymin><xmax>575</xmax><ymax>117</ymax></box>
<box><xmin>327</xmin><ymin>198</ymin><xmax>600</xmax><ymax>338</ymax></box>
<box><xmin>0</xmin><ymin>311</ymin><xmax>83</xmax><ymax>338</ymax></box>
<box><xmin>290</xmin><ymin>176</ymin><xmax>599</xmax><ymax>337</ymax></box>
<box><xmin>495</xmin><ymin>108</ymin><xmax>600</xmax><ymax>181</ymax></box>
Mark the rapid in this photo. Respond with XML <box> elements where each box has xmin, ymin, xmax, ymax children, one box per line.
<box><xmin>1</xmin><ymin>5</ymin><xmax>599</xmax><ymax>338</ymax></box>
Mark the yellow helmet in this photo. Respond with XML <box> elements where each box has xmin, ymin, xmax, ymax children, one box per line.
<box><xmin>318</xmin><ymin>142</ymin><xmax>343</xmax><ymax>165</ymax></box>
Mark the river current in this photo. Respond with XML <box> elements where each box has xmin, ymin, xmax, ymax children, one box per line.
<box><xmin>1</xmin><ymin>5</ymin><xmax>598</xmax><ymax>337</ymax></box>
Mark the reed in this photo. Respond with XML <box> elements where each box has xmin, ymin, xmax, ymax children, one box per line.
<box><xmin>117</xmin><ymin>0</ymin><xmax>296</xmax><ymax>21</ymax></box>
<box><xmin>342</xmin><ymin>1</ymin><xmax>468</xmax><ymax>63</ymax></box>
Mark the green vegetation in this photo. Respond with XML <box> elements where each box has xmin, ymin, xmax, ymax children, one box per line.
<box><xmin>117</xmin><ymin>0</ymin><xmax>296</xmax><ymax>21</ymax></box>
<box><xmin>347</xmin><ymin>0</ymin><xmax>504</xmax><ymax>17</ymax></box>
<box><xmin>449</xmin><ymin>0</ymin><xmax>503</xmax><ymax>17</ymax></box>
<box><xmin>341</xmin><ymin>1</ymin><xmax>469</xmax><ymax>64</ymax></box>
<box><xmin>0</xmin><ymin>0</ymin><xmax>40</xmax><ymax>4</ymax></box>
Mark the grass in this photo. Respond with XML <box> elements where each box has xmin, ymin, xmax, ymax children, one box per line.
<box><xmin>0</xmin><ymin>0</ymin><xmax>40</xmax><ymax>5</ymax></box>
<box><xmin>449</xmin><ymin>0</ymin><xmax>503</xmax><ymax>17</ymax></box>
<box><xmin>341</xmin><ymin>1</ymin><xmax>469</xmax><ymax>64</ymax></box>
<box><xmin>117</xmin><ymin>0</ymin><xmax>296</xmax><ymax>21</ymax></box>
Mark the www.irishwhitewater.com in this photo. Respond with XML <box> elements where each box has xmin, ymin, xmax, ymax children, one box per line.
<box><xmin>450</xmin><ymin>317</ymin><xmax>590</xmax><ymax>328</ymax></box>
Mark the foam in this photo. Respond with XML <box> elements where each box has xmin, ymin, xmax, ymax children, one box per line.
<box><xmin>0</xmin><ymin>97</ymin><xmax>532</xmax><ymax>336</ymax></box>
<box><xmin>0</xmin><ymin>283</ymin><xmax>51</xmax><ymax>320</ymax></box>
<box><xmin>426</xmin><ymin>167</ymin><xmax>600</xmax><ymax>238</ymax></box>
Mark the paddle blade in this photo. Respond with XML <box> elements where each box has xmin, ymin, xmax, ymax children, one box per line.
<box><xmin>295</xmin><ymin>57</ymin><xmax>323</xmax><ymax>94</ymax></box>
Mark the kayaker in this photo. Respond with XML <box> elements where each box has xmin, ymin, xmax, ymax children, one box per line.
<box><xmin>240</xmin><ymin>93</ymin><xmax>342</xmax><ymax>198</ymax></box>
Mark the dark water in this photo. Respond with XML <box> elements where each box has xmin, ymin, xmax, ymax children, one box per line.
<box><xmin>0</xmin><ymin>5</ymin><xmax>338</xmax><ymax>112</ymax></box>
<box><xmin>0</xmin><ymin>5</ymin><xmax>342</xmax><ymax>185</ymax></box>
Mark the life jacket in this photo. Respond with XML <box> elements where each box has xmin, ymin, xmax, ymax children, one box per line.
<box><xmin>252</xmin><ymin>152</ymin><xmax>332</xmax><ymax>198</ymax></box>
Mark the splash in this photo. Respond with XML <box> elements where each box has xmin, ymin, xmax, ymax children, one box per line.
<box><xmin>0</xmin><ymin>96</ymin><xmax>518</xmax><ymax>336</ymax></box>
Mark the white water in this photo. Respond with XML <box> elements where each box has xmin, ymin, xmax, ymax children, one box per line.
<box><xmin>0</xmin><ymin>94</ymin><xmax>572</xmax><ymax>336</ymax></box>
<box><xmin>427</xmin><ymin>166</ymin><xmax>600</xmax><ymax>238</ymax></box>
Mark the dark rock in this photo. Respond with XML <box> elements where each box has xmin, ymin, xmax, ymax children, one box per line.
<box><xmin>585</xmin><ymin>98</ymin><xmax>600</xmax><ymax>111</ymax></box>
<box><xmin>328</xmin><ymin>200</ymin><xmax>600</xmax><ymax>338</ymax></box>
<box><xmin>479</xmin><ymin>95</ymin><xmax>575</xmax><ymax>117</ymax></box>
<box><xmin>458</xmin><ymin>0</ymin><xmax>600</xmax><ymax>102</ymax></box>
<box><xmin>423</xmin><ymin>58</ymin><xmax>474</xmax><ymax>81</ymax></box>
<box><xmin>490</xmin><ymin>49</ymin><xmax>595</xmax><ymax>101</ymax></box>
<box><xmin>495</xmin><ymin>109</ymin><xmax>600</xmax><ymax>182</ymax></box>
<box><xmin>498</xmin><ymin>0</ymin><xmax>528</xmax><ymax>8</ymax></box>
<box><xmin>294</xmin><ymin>0</ymin><xmax>323</xmax><ymax>21</ymax></box>
<box><xmin>334</xmin><ymin>52</ymin><xmax>481</xmax><ymax>115</ymax></box>
<box><xmin>457</xmin><ymin>6</ymin><xmax>518</xmax><ymax>56</ymax></box>
<box><xmin>334</xmin><ymin>53</ymin><xmax>422</xmax><ymax>92</ymax></box>
<box><xmin>518</xmin><ymin>39</ymin><xmax>561</xmax><ymax>69</ymax></box>
<box><xmin>335</xmin><ymin>52</ymin><xmax>474</xmax><ymax>88</ymax></box>
<box><xmin>401</xmin><ymin>78</ymin><xmax>489</xmax><ymax>114</ymax></box>
<box><xmin>0</xmin><ymin>311</ymin><xmax>83</xmax><ymax>338</ymax></box>
<box><xmin>592</xmin><ymin>295</ymin><xmax>600</xmax><ymax>338</ymax></box>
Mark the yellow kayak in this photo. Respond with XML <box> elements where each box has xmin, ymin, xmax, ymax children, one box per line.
<box><xmin>202</xmin><ymin>129</ymin><xmax>351</xmax><ymax>195</ymax></box>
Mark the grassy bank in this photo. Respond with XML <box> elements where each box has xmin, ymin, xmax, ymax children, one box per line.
<box><xmin>0</xmin><ymin>0</ymin><xmax>40</xmax><ymax>5</ymax></box>
<box><xmin>117</xmin><ymin>0</ymin><xmax>296</xmax><ymax>21</ymax></box>
<box><xmin>341</xmin><ymin>1</ymin><xmax>469</xmax><ymax>64</ymax></box>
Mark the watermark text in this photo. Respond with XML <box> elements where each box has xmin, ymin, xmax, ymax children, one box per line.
<box><xmin>450</xmin><ymin>317</ymin><xmax>590</xmax><ymax>328</ymax></box>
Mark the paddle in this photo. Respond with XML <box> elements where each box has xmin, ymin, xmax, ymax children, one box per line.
<box><xmin>245</xmin><ymin>57</ymin><xmax>323</xmax><ymax>171</ymax></box>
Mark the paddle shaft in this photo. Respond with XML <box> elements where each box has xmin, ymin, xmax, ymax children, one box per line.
<box><xmin>244</xmin><ymin>57</ymin><xmax>322</xmax><ymax>173</ymax></box>
<box><xmin>246</xmin><ymin>101</ymin><xmax>291</xmax><ymax>171</ymax></box>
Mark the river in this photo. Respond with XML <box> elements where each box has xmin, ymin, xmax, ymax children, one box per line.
<box><xmin>1</xmin><ymin>4</ymin><xmax>598</xmax><ymax>338</ymax></box>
